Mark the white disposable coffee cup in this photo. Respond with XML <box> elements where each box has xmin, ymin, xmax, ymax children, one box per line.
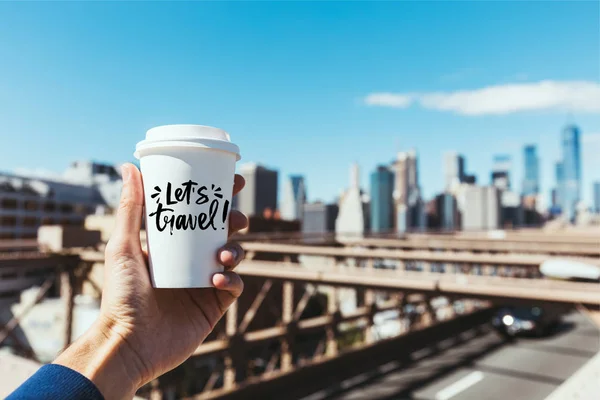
<box><xmin>134</xmin><ymin>125</ymin><xmax>241</xmax><ymax>288</ymax></box>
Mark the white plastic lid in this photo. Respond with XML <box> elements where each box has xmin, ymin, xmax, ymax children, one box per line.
<box><xmin>134</xmin><ymin>124</ymin><xmax>241</xmax><ymax>160</ymax></box>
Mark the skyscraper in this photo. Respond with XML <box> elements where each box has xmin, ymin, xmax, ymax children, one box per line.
<box><xmin>462</xmin><ymin>186</ymin><xmax>501</xmax><ymax>231</ymax></box>
<box><xmin>444</xmin><ymin>152</ymin><xmax>465</xmax><ymax>190</ymax></box>
<box><xmin>555</xmin><ymin>161</ymin><xmax>564</xmax><ymax>209</ymax></box>
<box><xmin>491</xmin><ymin>155</ymin><xmax>511</xmax><ymax>190</ymax></box>
<box><xmin>281</xmin><ymin>175</ymin><xmax>306</xmax><ymax>221</ymax></box>
<box><xmin>522</xmin><ymin>145</ymin><xmax>539</xmax><ymax>196</ymax></box>
<box><xmin>302</xmin><ymin>202</ymin><xmax>338</xmax><ymax>235</ymax></box>
<box><xmin>435</xmin><ymin>193</ymin><xmax>458</xmax><ymax>231</ymax></box>
<box><xmin>392</xmin><ymin>150</ymin><xmax>423</xmax><ymax>232</ymax></box>
<box><xmin>236</xmin><ymin>163</ymin><xmax>278</xmax><ymax>217</ymax></box>
<box><xmin>593</xmin><ymin>182</ymin><xmax>600</xmax><ymax>214</ymax></box>
<box><xmin>502</xmin><ymin>190</ymin><xmax>523</xmax><ymax>228</ymax></box>
<box><xmin>336</xmin><ymin>163</ymin><xmax>369</xmax><ymax>239</ymax></box>
<box><xmin>407</xmin><ymin>149</ymin><xmax>418</xmax><ymax>189</ymax></box>
<box><xmin>370</xmin><ymin>166</ymin><xmax>394</xmax><ymax>233</ymax></box>
<box><xmin>561</xmin><ymin>125</ymin><xmax>582</xmax><ymax>222</ymax></box>
<box><xmin>550</xmin><ymin>188</ymin><xmax>558</xmax><ymax>208</ymax></box>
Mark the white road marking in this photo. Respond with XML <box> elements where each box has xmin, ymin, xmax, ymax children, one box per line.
<box><xmin>435</xmin><ymin>371</ymin><xmax>485</xmax><ymax>400</ymax></box>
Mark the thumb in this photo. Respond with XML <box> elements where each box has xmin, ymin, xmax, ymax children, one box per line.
<box><xmin>106</xmin><ymin>163</ymin><xmax>145</xmax><ymax>259</ymax></box>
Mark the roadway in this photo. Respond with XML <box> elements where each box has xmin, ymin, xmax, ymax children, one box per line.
<box><xmin>304</xmin><ymin>312</ymin><xmax>599</xmax><ymax>400</ymax></box>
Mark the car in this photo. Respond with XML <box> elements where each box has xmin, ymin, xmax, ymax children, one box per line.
<box><xmin>492</xmin><ymin>306</ymin><xmax>562</xmax><ymax>337</ymax></box>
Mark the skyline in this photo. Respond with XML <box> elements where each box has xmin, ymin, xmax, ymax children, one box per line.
<box><xmin>1</xmin><ymin>1</ymin><xmax>599</xmax><ymax>204</ymax></box>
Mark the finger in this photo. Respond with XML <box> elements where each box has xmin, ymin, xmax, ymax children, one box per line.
<box><xmin>217</xmin><ymin>242</ymin><xmax>245</xmax><ymax>270</ymax></box>
<box><xmin>107</xmin><ymin>164</ymin><xmax>144</xmax><ymax>256</ymax></box>
<box><xmin>228</xmin><ymin>210</ymin><xmax>248</xmax><ymax>237</ymax></box>
<box><xmin>232</xmin><ymin>174</ymin><xmax>245</xmax><ymax>196</ymax></box>
<box><xmin>212</xmin><ymin>271</ymin><xmax>244</xmax><ymax>298</ymax></box>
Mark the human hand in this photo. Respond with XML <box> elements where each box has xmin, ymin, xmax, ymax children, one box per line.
<box><xmin>54</xmin><ymin>163</ymin><xmax>247</xmax><ymax>399</ymax></box>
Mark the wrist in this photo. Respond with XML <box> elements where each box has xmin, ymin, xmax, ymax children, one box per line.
<box><xmin>54</xmin><ymin>318</ymin><xmax>144</xmax><ymax>400</ymax></box>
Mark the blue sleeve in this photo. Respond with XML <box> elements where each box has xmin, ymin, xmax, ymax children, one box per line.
<box><xmin>6</xmin><ymin>364</ymin><xmax>104</xmax><ymax>400</ymax></box>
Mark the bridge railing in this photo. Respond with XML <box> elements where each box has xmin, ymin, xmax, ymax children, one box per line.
<box><xmin>3</xmin><ymin>227</ymin><xmax>598</xmax><ymax>399</ymax></box>
<box><xmin>240</xmin><ymin>242</ymin><xmax>570</xmax><ymax>279</ymax></box>
<box><xmin>145</xmin><ymin>271</ymin><xmax>488</xmax><ymax>399</ymax></box>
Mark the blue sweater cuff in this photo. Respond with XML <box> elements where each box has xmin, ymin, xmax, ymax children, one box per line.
<box><xmin>7</xmin><ymin>364</ymin><xmax>104</xmax><ymax>400</ymax></box>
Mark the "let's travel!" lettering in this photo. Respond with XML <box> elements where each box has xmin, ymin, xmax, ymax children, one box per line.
<box><xmin>148</xmin><ymin>180</ymin><xmax>229</xmax><ymax>235</ymax></box>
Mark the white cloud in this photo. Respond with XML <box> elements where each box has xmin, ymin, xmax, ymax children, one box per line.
<box><xmin>364</xmin><ymin>92</ymin><xmax>413</xmax><ymax>108</ymax></box>
<box><xmin>363</xmin><ymin>80</ymin><xmax>600</xmax><ymax>116</ymax></box>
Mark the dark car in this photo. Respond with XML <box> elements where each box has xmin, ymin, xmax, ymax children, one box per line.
<box><xmin>492</xmin><ymin>306</ymin><xmax>562</xmax><ymax>337</ymax></box>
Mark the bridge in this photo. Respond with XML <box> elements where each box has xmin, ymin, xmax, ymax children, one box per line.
<box><xmin>0</xmin><ymin>228</ymin><xmax>599</xmax><ymax>399</ymax></box>
<box><xmin>239</xmin><ymin>231</ymin><xmax>600</xmax><ymax>257</ymax></box>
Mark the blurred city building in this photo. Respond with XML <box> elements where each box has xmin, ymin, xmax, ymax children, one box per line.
<box><xmin>501</xmin><ymin>190</ymin><xmax>523</xmax><ymax>228</ymax></box>
<box><xmin>551</xmin><ymin>188</ymin><xmax>559</xmax><ymax>210</ymax></box>
<box><xmin>245</xmin><ymin>212</ymin><xmax>300</xmax><ymax>235</ymax></box>
<box><xmin>425</xmin><ymin>198</ymin><xmax>440</xmax><ymax>229</ymax></box>
<box><xmin>435</xmin><ymin>193</ymin><xmax>459</xmax><ymax>231</ymax></box>
<box><xmin>62</xmin><ymin>161</ymin><xmax>122</xmax><ymax>208</ymax></box>
<box><xmin>522</xmin><ymin>194</ymin><xmax>544</xmax><ymax>226</ymax></box>
<box><xmin>463</xmin><ymin>174</ymin><xmax>476</xmax><ymax>184</ymax></box>
<box><xmin>436</xmin><ymin>152</ymin><xmax>480</xmax><ymax>232</ymax></box>
<box><xmin>0</xmin><ymin>161</ymin><xmax>122</xmax><ymax>239</ymax></box>
<box><xmin>560</xmin><ymin>125</ymin><xmax>582</xmax><ymax>222</ymax></box>
<box><xmin>392</xmin><ymin>150</ymin><xmax>425</xmax><ymax>233</ymax></box>
<box><xmin>522</xmin><ymin>145</ymin><xmax>539</xmax><ymax>196</ymax></box>
<box><xmin>302</xmin><ymin>202</ymin><xmax>338</xmax><ymax>236</ymax></box>
<box><xmin>236</xmin><ymin>163</ymin><xmax>278</xmax><ymax>217</ymax></box>
<box><xmin>280</xmin><ymin>175</ymin><xmax>306</xmax><ymax>221</ymax></box>
<box><xmin>369</xmin><ymin>165</ymin><xmax>394</xmax><ymax>233</ymax></box>
<box><xmin>336</xmin><ymin>163</ymin><xmax>369</xmax><ymax>239</ymax></box>
<box><xmin>554</xmin><ymin>161</ymin><xmax>564</xmax><ymax>209</ymax></box>
<box><xmin>444</xmin><ymin>152</ymin><xmax>465</xmax><ymax>191</ymax></box>
<box><xmin>461</xmin><ymin>185</ymin><xmax>501</xmax><ymax>231</ymax></box>
<box><xmin>551</xmin><ymin>161</ymin><xmax>565</xmax><ymax>217</ymax></box>
<box><xmin>491</xmin><ymin>154</ymin><xmax>511</xmax><ymax>190</ymax></box>
<box><xmin>575</xmin><ymin>201</ymin><xmax>600</xmax><ymax>227</ymax></box>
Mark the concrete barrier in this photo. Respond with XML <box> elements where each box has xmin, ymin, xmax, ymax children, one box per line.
<box><xmin>545</xmin><ymin>351</ymin><xmax>600</xmax><ymax>400</ymax></box>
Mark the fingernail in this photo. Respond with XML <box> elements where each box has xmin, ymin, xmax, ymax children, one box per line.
<box><xmin>219</xmin><ymin>273</ymin><xmax>231</xmax><ymax>284</ymax></box>
<box><xmin>121</xmin><ymin>165</ymin><xmax>130</xmax><ymax>183</ymax></box>
<box><xmin>225</xmin><ymin>247</ymin><xmax>238</xmax><ymax>262</ymax></box>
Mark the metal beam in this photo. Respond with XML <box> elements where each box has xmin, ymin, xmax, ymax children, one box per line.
<box><xmin>356</xmin><ymin>237</ymin><xmax>600</xmax><ymax>256</ymax></box>
<box><xmin>238</xmin><ymin>280</ymin><xmax>273</xmax><ymax>334</ymax></box>
<box><xmin>0</xmin><ymin>240</ymin><xmax>38</xmax><ymax>252</ymax></box>
<box><xmin>0</xmin><ymin>275</ymin><xmax>55</xmax><ymax>345</ymax></box>
<box><xmin>235</xmin><ymin>261</ymin><xmax>600</xmax><ymax>306</ymax></box>
<box><xmin>239</xmin><ymin>242</ymin><xmax>599</xmax><ymax>267</ymax></box>
<box><xmin>0</xmin><ymin>253</ymin><xmax>80</xmax><ymax>270</ymax></box>
<box><xmin>192</xmin><ymin>308</ymin><xmax>496</xmax><ymax>400</ymax></box>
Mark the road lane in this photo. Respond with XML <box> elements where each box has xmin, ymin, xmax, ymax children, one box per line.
<box><xmin>310</xmin><ymin>312</ymin><xmax>598</xmax><ymax>400</ymax></box>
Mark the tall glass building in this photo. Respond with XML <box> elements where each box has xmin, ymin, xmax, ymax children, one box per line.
<box><xmin>281</xmin><ymin>175</ymin><xmax>306</xmax><ymax>221</ymax></box>
<box><xmin>561</xmin><ymin>125</ymin><xmax>581</xmax><ymax>222</ymax></box>
<box><xmin>555</xmin><ymin>161</ymin><xmax>564</xmax><ymax>210</ymax></box>
<box><xmin>444</xmin><ymin>152</ymin><xmax>465</xmax><ymax>190</ymax></box>
<box><xmin>522</xmin><ymin>145</ymin><xmax>539</xmax><ymax>196</ymax></box>
<box><xmin>370</xmin><ymin>166</ymin><xmax>394</xmax><ymax>233</ymax></box>
<box><xmin>491</xmin><ymin>154</ymin><xmax>511</xmax><ymax>190</ymax></box>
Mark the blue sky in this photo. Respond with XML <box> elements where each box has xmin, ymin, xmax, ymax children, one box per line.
<box><xmin>1</xmin><ymin>1</ymin><xmax>599</xmax><ymax>206</ymax></box>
